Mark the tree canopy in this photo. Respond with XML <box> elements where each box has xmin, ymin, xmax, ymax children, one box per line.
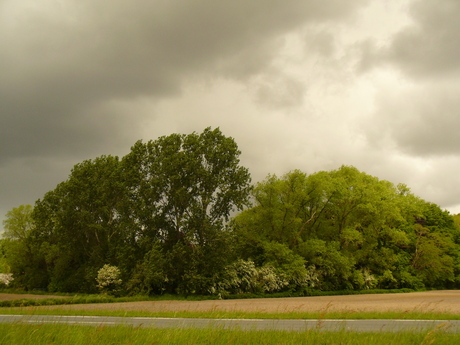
<box><xmin>232</xmin><ymin>166</ymin><xmax>460</xmax><ymax>290</ymax></box>
<box><xmin>2</xmin><ymin>128</ymin><xmax>252</xmax><ymax>294</ymax></box>
<box><xmin>2</xmin><ymin>129</ymin><xmax>459</xmax><ymax>295</ymax></box>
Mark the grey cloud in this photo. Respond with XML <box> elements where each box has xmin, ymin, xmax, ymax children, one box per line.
<box><xmin>303</xmin><ymin>28</ymin><xmax>337</xmax><ymax>57</ymax></box>
<box><xmin>359</xmin><ymin>0</ymin><xmax>460</xmax><ymax>159</ymax></box>
<box><xmin>1</xmin><ymin>0</ymin><xmax>375</xmax><ymax>222</ymax></box>
<box><xmin>366</xmin><ymin>85</ymin><xmax>460</xmax><ymax>157</ymax></box>
<box><xmin>360</xmin><ymin>0</ymin><xmax>460</xmax><ymax>79</ymax></box>
<box><xmin>255</xmin><ymin>74</ymin><xmax>306</xmax><ymax>109</ymax></box>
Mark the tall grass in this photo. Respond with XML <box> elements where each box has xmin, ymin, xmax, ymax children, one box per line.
<box><xmin>0</xmin><ymin>324</ymin><xmax>459</xmax><ymax>345</ymax></box>
<box><xmin>1</xmin><ymin>307</ymin><xmax>460</xmax><ymax>321</ymax></box>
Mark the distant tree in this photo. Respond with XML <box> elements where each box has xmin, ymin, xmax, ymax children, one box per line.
<box><xmin>453</xmin><ymin>214</ymin><xmax>460</xmax><ymax>228</ymax></box>
<box><xmin>2</xmin><ymin>205</ymin><xmax>48</xmax><ymax>289</ymax></box>
<box><xmin>9</xmin><ymin>132</ymin><xmax>459</xmax><ymax>294</ymax></box>
<box><xmin>232</xmin><ymin>170</ymin><xmax>327</xmax><ymax>249</ymax></box>
<box><xmin>126</xmin><ymin>242</ymin><xmax>167</xmax><ymax>295</ymax></box>
<box><xmin>2</xmin><ymin>205</ymin><xmax>34</xmax><ymax>241</ymax></box>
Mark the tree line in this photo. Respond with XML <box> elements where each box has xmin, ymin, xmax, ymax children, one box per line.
<box><xmin>2</xmin><ymin>127</ymin><xmax>460</xmax><ymax>295</ymax></box>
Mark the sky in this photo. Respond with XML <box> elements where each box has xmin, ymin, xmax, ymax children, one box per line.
<box><xmin>2</xmin><ymin>0</ymin><xmax>460</xmax><ymax>227</ymax></box>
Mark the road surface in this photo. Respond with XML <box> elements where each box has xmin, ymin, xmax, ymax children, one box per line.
<box><xmin>1</xmin><ymin>314</ymin><xmax>459</xmax><ymax>333</ymax></box>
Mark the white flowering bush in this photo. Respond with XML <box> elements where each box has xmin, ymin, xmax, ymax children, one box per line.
<box><xmin>352</xmin><ymin>268</ymin><xmax>377</xmax><ymax>290</ymax></box>
<box><xmin>304</xmin><ymin>265</ymin><xmax>320</xmax><ymax>288</ymax></box>
<box><xmin>256</xmin><ymin>265</ymin><xmax>288</xmax><ymax>293</ymax></box>
<box><xmin>219</xmin><ymin>259</ymin><xmax>259</xmax><ymax>294</ymax></box>
<box><xmin>0</xmin><ymin>273</ymin><xmax>13</xmax><ymax>286</ymax></box>
<box><xmin>362</xmin><ymin>268</ymin><xmax>377</xmax><ymax>290</ymax></box>
<box><xmin>96</xmin><ymin>264</ymin><xmax>122</xmax><ymax>294</ymax></box>
<box><xmin>214</xmin><ymin>259</ymin><xmax>289</xmax><ymax>295</ymax></box>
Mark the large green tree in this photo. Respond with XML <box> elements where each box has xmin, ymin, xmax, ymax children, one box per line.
<box><xmin>122</xmin><ymin>127</ymin><xmax>252</xmax><ymax>294</ymax></box>
<box><xmin>18</xmin><ymin>128</ymin><xmax>251</xmax><ymax>294</ymax></box>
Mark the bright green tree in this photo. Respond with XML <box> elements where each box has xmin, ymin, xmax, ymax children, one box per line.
<box><xmin>233</xmin><ymin>166</ymin><xmax>460</xmax><ymax>291</ymax></box>
<box><xmin>233</xmin><ymin>170</ymin><xmax>330</xmax><ymax>249</ymax></box>
<box><xmin>3</xmin><ymin>205</ymin><xmax>34</xmax><ymax>241</ymax></box>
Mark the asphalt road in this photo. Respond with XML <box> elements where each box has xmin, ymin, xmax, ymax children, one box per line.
<box><xmin>1</xmin><ymin>314</ymin><xmax>460</xmax><ymax>333</ymax></box>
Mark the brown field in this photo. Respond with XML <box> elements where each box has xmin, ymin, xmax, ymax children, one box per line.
<box><xmin>3</xmin><ymin>290</ymin><xmax>460</xmax><ymax>314</ymax></box>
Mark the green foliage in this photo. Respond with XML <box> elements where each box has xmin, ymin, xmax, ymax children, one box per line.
<box><xmin>298</xmin><ymin>239</ymin><xmax>355</xmax><ymax>290</ymax></box>
<box><xmin>260</xmin><ymin>241</ymin><xmax>308</xmax><ymax>288</ymax></box>
<box><xmin>1</xmin><ymin>205</ymin><xmax>50</xmax><ymax>290</ymax></box>
<box><xmin>411</xmin><ymin>225</ymin><xmax>455</xmax><ymax>287</ymax></box>
<box><xmin>126</xmin><ymin>243</ymin><xmax>167</xmax><ymax>295</ymax></box>
<box><xmin>233</xmin><ymin>165</ymin><xmax>460</xmax><ymax>292</ymax></box>
<box><xmin>5</xmin><ymin>323</ymin><xmax>460</xmax><ymax>345</ymax></box>
<box><xmin>3</xmin><ymin>128</ymin><xmax>459</xmax><ymax>296</ymax></box>
<box><xmin>120</xmin><ymin>127</ymin><xmax>251</xmax><ymax>294</ymax></box>
<box><xmin>122</xmin><ymin>127</ymin><xmax>251</xmax><ymax>247</ymax></box>
<box><xmin>2</xmin><ymin>205</ymin><xmax>34</xmax><ymax>241</ymax></box>
<box><xmin>6</xmin><ymin>128</ymin><xmax>251</xmax><ymax>295</ymax></box>
<box><xmin>30</xmin><ymin>155</ymin><xmax>126</xmax><ymax>292</ymax></box>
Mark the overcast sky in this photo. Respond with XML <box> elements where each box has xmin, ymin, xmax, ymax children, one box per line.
<box><xmin>2</xmin><ymin>0</ymin><xmax>460</xmax><ymax>226</ymax></box>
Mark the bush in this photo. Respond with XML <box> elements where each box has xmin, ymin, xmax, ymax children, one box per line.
<box><xmin>0</xmin><ymin>273</ymin><xmax>13</xmax><ymax>287</ymax></box>
<box><xmin>96</xmin><ymin>264</ymin><xmax>122</xmax><ymax>295</ymax></box>
<box><xmin>214</xmin><ymin>259</ymin><xmax>294</xmax><ymax>296</ymax></box>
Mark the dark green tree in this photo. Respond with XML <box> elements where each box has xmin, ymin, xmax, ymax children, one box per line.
<box><xmin>2</xmin><ymin>204</ymin><xmax>48</xmax><ymax>289</ymax></box>
<box><xmin>408</xmin><ymin>202</ymin><xmax>460</xmax><ymax>287</ymax></box>
<box><xmin>32</xmin><ymin>155</ymin><xmax>126</xmax><ymax>292</ymax></box>
<box><xmin>122</xmin><ymin>127</ymin><xmax>252</xmax><ymax>293</ymax></box>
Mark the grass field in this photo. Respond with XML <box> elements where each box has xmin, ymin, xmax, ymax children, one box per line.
<box><xmin>2</xmin><ymin>290</ymin><xmax>459</xmax><ymax>320</ymax></box>
<box><xmin>1</xmin><ymin>291</ymin><xmax>460</xmax><ymax>344</ymax></box>
<box><xmin>1</xmin><ymin>306</ymin><xmax>460</xmax><ymax>321</ymax></box>
<box><xmin>1</xmin><ymin>323</ymin><xmax>460</xmax><ymax>345</ymax></box>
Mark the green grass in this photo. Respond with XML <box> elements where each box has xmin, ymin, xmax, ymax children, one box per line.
<box><xmin>1</xmin><ymin>290</ymin><xmax>459</xmax><ymax>344</ymax></box>
<box><xmin>0</xmin><ymin>323</ymin><xmax>459</xmax><ymax>345</ymax></box>
<box><xmin>0</xmin><ymin>289</ymin><xmax>458</xmax><ymax>321</ymax></box>
<box><xmin>1</xmin><ymin>306</ymin><xmax>459</xmax><ymax>321</ymax></box>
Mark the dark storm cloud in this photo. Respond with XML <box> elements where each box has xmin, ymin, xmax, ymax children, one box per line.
<box><xmin>1</xmin><ymin>0</ymin><xmax>367</xmax><ymax>164</ymax></box>
<box><xmin>1</xmin><ymin>0</ymin><xmax>370</xmax><ymax>221</ymax></box>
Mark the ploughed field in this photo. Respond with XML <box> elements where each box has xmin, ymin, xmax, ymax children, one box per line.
<box><xmin>2</xmin><ymin>290</ymin><xmax>459</xmax><ymax>314</ymax></box>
